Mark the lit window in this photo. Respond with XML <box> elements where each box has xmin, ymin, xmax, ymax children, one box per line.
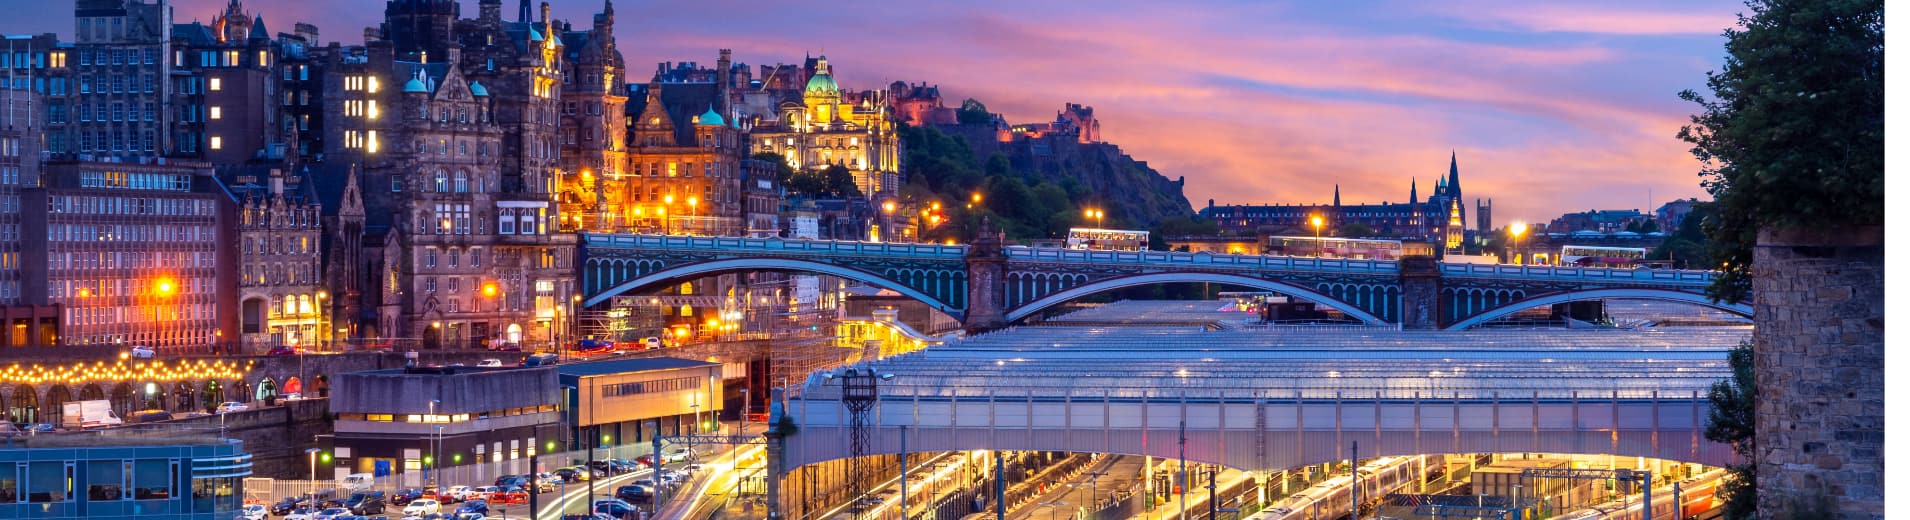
<box><xmin>208</xmin><ymin>106</ymin><xmax>221</xmax><ymax>120</ymax></box>
<box><xmin>367</xmin><ymin>76</ymin><xmax>380</xmax><ymax>93</ymax></box>
<box><xmin>208</xmin><ymin>78</ymin><xmax>221</xmax><ymax>91</ymax></box>
<box><xmin>367</xmin><ymin>131</ymin><xmax>379</xmax><ymax>154</ymax></box>
<box><xmin>209</xmin><ymin>136</ymin><xmax>222</xmax><ymax>150</ymax></box>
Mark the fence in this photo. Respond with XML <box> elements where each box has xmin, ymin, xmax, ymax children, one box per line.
<box><xmin>243</xmin><ymin>441</ymin><xmax>690</xmax><ymax>503</ymax></box>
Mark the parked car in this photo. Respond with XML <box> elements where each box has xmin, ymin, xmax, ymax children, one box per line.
<box><xmin>129</xmin><ymin>345</ymin><xmax>155</xmax><ymax>358</ymax></box>
<box><xmin>270</xmin><ymin>497</ymin><xmax>307</xmax><ymax>516</ymax></box>
<box><xmin>476</xmin><ymin>358</ymin><xmax>504</xmax><ymax>367</ymax></box>
<box><xmin>346</xmin><ymin>491</ymin><xmax>386</xmax><ymax>514</ymax></box>
<box><xmin>521</xmin><ymin>353</ymin><xmax>559</xmax><ymax>367</ymax></box>
<box><xmin>390</xmin><ymin>488</ymin><xmax>425</xmax><ymax>505</ymax></box>
<box><xmin>128</xmin><ymin>409</ymin><xmax>173</xmax><ymax>423</ymax></box>
<box><xmin>314</xmin><ymin>507</ymin><xmax>351</xmax><ymax>520</ymax></box>
<box><xmin>402</xmin><ymin>499</ymin><xmax>440</xmax><ymax>516</ymax></box>
<box><xmin>441</xmin><ymin>485</ymin><xmax>471</xmax><ymax>504</ymax></box>
<box><xmin>553</xmin><ymin>467</ymin><xmax>589</xmax><ymax>482</ymax></box>
<box><xmin>593</xmin><ymin>498</ymin><xmax>640</xmax><ymax>518</ymax></box>
<box><xmin>573</xmin><ymin>338</ymin><xmax>615</xmax><ymax>353</ymax></box>
<box><xmin>635</xmin><ymin>454</ymin><xmax>659</xmax><ymax>468</ymax></box>
<box><xmin>215</xmin><ymin>402</ymin><xmax>248</xmax><ymax>414</ymax></box>
<box><xmin>239</xmin><ymin>503</ymin><xmax>269</xmax><ymax>520</ymax></box>
<box><xmin>22</xmin><ymin>423</ymin><xmax>54</xmax><ymax>434</ymax></box>
<box><xmin>284</xmin><ymin>507</ymin><xmax>318</xmax><ymax>520</ymax></box>
<box><xmin>615</xmin><ymin>484</ymin><xmax>652</xmax><ymax>504</ymax></box>
<box><xmin>454</xmin><ymin>499</ymin><xmax>489</xmax><ymax>515</ymax></box>
<box><xmin>643</xmin><ymin>336</ymin><xmax>663</xmax><ymax>350</ymax></box>
<box><xmin>266</xmin><ymin>346</ymin><xmax>300</xmax><ymax>356</ymax></box>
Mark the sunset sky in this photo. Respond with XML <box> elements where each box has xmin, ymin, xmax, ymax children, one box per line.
<box><xmin>0</xmin><ymin>0</ymin><xmax>1743</xmax><ymax>225</ymax></box>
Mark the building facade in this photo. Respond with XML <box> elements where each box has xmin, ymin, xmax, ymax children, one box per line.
<box><xmin>746</xmin><ymin>55</ymin><xmax>900</xmax><ymax>199</ymax></box>
<box><xmin>19</xmin><ymin>159</ymin><xmax>239</xmax><ymax>351</ymax></box>
<box><xmin>557</xmin><ymin>357</ymin><xmax>725</xmax><ymax>449</ymax></box>
<box><xmin>232</xmin><ymin>167</ymin><xmax>326</xmax><ymax>351</ymax></box>
<box><xmin>328</xmin><ymin>365</ymin><xmax>562</xmax><ymax>484</ymax></box>
<box><xmin>0</xmin><ymin>436</ymin><xmax>253</xmax><ymax>520</ymax></box>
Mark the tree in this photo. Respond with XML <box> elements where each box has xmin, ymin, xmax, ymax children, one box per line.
<box><xmin>750</xmin><ymin>152</ymin><xmax>796</xmax><ymax>185</ymax></box>
<box><xmin>957</xmin><ymin>98</ymin><xmax>993</xmax><ymax>125</ymax></box>
<box><xmin>1677</xmin><ymin>0</ymin><xmax>1883</xmax><ymax>303</ymax></box>
<box><xmin>1337</xmin><ymin>223</ymin><xmax>1376</xmax><ymax>238</ymax></box>
<box><xmin>1705</xmin><ymin>342</ymin><xmax>1757</xmax><ymax>519</ymax></box>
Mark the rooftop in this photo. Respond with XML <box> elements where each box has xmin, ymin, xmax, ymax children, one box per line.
<box><xmin>557</xmin><ymin>357</ymin><xmax>718</xmax><ymax>378</ymax></box>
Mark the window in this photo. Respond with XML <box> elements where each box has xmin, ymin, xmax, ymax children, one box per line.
<box><xmin>425</xmin><ymin>249</ymin><xmax>437</xmax><ymax>268</ymax></box>
<box><xmin>208</xmin><ymin>106</ymin><xmax>221</xmax><ymax>120</ymax></box>
<box><xmin>391</xmin><ymin>176</ymin><xmax>403</xmax><ymax>192</ymax></box>
<box><xmin>499</xmin><ymin>209</ymin><xmax>516</xmax><ymax>234</ymax></box>
<box><xmin>208</xmin><ymin>77</ymin><xmax>221</xmax><ymax>91</ymax></box>
<box><xmin>434</xmin><ymin>171</ymin><xmax>447</xmax><ymax>193</ymax></box>
<box><xmin>209</xmin><ymin>136</ymin><xmax>222</xmax><ymax>150</ymax></box>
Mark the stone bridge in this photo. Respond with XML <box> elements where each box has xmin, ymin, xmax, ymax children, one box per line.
<box><xmin>579</xmin><ymin>232</ymin><xmax>1749</xmax><ymax>330</ymax></box>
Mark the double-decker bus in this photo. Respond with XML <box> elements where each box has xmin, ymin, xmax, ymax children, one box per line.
<box><xmin>1064</xmin><ymin>228</ymin><xmax>1150</xmax><ymax>251</ymax></box>
<box><xmin>1559</xmin><ymin>245</ymin><xmax>1648</xmax><ymax>267</ymax></box>
<box><xmin>1264</xmin><ymin>236</ymin><xmax>1407</xmax><ymax>260</ymax></box>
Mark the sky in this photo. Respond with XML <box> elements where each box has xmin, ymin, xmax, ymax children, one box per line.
<box><xmin>0</xmin><ymin>0</ymin><xmax>1743</xmax><ymax>226</ymax></box>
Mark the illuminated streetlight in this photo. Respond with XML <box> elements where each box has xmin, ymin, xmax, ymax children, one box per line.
<box><xmin>1310</xmin><ymin>215</ymin><xmax>1325</xmax><ymax>257</ymax></box>
<box><xmin>1508</xmin><ymin>222</ymin><xmax>1529</xmax><ymax>265</ymax></box>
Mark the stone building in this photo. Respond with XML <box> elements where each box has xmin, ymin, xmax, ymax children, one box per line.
<box><xmin>231</xmin><ymin>167</ymin><xmax>327</xmax><ymax>351</ymax></box>
<box><xmin>0</xmin><ymin>87</ymin><xmax>39</xmax><ymax>309</ymax></box>
<box><xmin>1200</xmin><ymin>153</ymin><xmax>1469</xmax><ymax>252</ymax></box>
<box><xmin>66</xmin><ymin>0</ymin><xmax>173</xmax><ymax>158</ymax></box>
<box><xmin>745</xmin><ymin>55</ymin><xmax>900</xmax><ymax>199</ymax></box>
<box><xmin>168</xmin><ymin>0</ymin><xmax>284</xmax><ymax>165</ymax></box>
<box><xmin>886</xmin><ymin>81</ymin><xmax>955</xmax><ymax>127</ymax></box>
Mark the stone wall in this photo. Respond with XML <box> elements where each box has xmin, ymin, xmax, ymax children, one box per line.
<box><xmin>1753</xmin><ymin>226</ymin><xmax>1883</xmax><ymax>519</ymax></box>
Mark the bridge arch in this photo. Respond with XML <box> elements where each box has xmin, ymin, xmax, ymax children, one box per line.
<box><xmin>1445</xmin><ymin>288</ymin><xmax>1754</xmax><ymax>330</ymax></box>
<box><xmin>585</xmin><ymin>257</ymin><xmax>962</xmax><ymax>317</ymax></box>
<box><xmin>1004</xmin><ymin>272</ymin><xmax>1386</xmax><ymax>324</ymax></box>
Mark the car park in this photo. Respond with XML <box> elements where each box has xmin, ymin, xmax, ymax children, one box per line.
<box><xmin>441</xmin><ymin>485</ymin><xmax>471</xmax><ymax>503</ymax></box>
<box><xmin>615</xmin><ymin>484</ymin><xmax>652</xmax><ymax>504</ymax></box>
<box><xmin>239</xmin><ymin>503</ymin><xmax>268</xmax><ymax>520</ymax></box>
<box><xmin>284</xmin><ymin>507</ymin><xmax>317</xmax><ymax>520</ymax></box>
<box><xmin>314</xmin><ymin>507</ymin><xmax>351</xmax><ymax>520</ymax></box>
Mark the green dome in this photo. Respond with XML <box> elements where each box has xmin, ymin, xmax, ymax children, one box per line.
<box><xmin>804</xmin><ymin>71</ymin><xmax>838</xmax><ymax>94</ymax></box>
<box><xmin>470</xmin><ymin>81</ymin><xmax>489</xmax><ymax>97</ymax></box>
<box><xmin>695</xmin><ymin>106</ymin><xmax>725</xmax><ymax>126</ymax></box>
<box><xmin>403</xmin><ymin>77</ymin><xmax>428</xmax><ymax>93</ymax></box>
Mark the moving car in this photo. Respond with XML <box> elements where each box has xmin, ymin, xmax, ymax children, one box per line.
<box><xmin>553</xmin><ymin>467</ymin><xmax>589</xmax><ymax>482</ymax></box>
<box><xmin>266</xmin><ymin>346</ymin><xmax>300</xmax><ymax>356</ymax></box>
<box><xmin>129</xmin><ymin>345</ymin><xmax>155</xmax><ymax>358</ymax></box>
<box><xmin>128</xmin><ymin>409</ymin><xmax>173</xmax><ymax>423</ymax></box>
<box><xmin>215</xmin><ymin>402</ymin><xmax>248</xmax><ymax>414</ymax></box>
<box><xmin>573</xmin><ymin>338</ymin><xmax>614</xmax><ymax>353</ymax></box>
<box><xmin>520</xmin><ymin>353</ymin><xmax>558</xmax><ymax>367</ymax></box>
<box><xmin>476</xmin><ymin>358</ymin><xmax>504</xmax><ymax>367</ymax></box>
<box><xmin>402</xmin><ymin>499</ymin><xmax>441</xmax><ymax>516</ymax></box>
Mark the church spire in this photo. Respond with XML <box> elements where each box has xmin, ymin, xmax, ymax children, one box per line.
<box><xmin>1333</xmin><ymin>184</ymin><xmax>1341</xmax><ymax>207</ymax></box>
<box><xmin>1410</xmin><ymin>177</ymin><xmax>1418</xmax><ymax>205</ymax></box>
<box><xmin>1447</xmin><ymin>151</ymin><xmax>1461</xmax><ymax>195</ymax></box>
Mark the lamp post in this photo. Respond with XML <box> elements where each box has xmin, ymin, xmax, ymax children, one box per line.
<box><xmin>427</xmin><ymin>399</ymin><xmax>440</xmax><ymax>489</ymax></box>
<box><xmin>882</xmin><ymin>201</ymin><xmax>897</xmax><ymax>242</ymax></box>
<box><xmin>688</xmin><ymin>197</ymin><xmax>700</xmax><ymax>235</ymax></box>
<box><xmin>1508</xmin><ymin>222</ymin><xmax>1529</xmax><ymax>265</ymax></box>
<box><xmin>1310</xmin><ymin>215</ymin><xmax>1325</xmax><ymax>257</ymax></box>
<box><xmin>664</xmin><ymin>195</ymin><xmax>676</xmax><ymax>234</ymax></box>
<box><xmin>306</xmin><ymin>447</ymin><xmax>320</xmax><ymax>498</ymax></box>
<box><xmin>315</xmin><ymin>291</ymin><xmax>328</xmax><ymax>352</ymax></box>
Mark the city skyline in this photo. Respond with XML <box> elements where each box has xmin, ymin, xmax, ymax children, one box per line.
<box><xmin>0</xmin><ymin>0</ymin><xmax>1737</xmax><ymax>225</ymax></box>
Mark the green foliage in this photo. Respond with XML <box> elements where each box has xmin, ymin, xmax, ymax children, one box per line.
<box><xmin>784</xmin><ymin>164</ymin><xmax>863</xmax><ymax>199</ymax></box>
<box><xmin>750</xmin><ymin>152</ymin><xmax>797</xmax><ymax>185</ymax></box>
<box><xmin>1678</xmin><ymin>0</ymin><xmax>1883</xmax><ymax>303</ymax></box>
<box><xmin>1705</xmin><ymin>342</ymin><xmax>1756</xmax><ymax>519</ymax></box>
<box><xmin>1337</xmin><ymin>223</ymin><xmax>1376</xmax><ymax>238</ymax></box>
<box><xmin>1647</xmin><ymin>202</ymin><xmax>1716</xmax><ymax>269</ymax></box>
<box><xmin>1147</xmin><ymin>216</ymin><xmax>1219</xmax><ymax>250</ymax></box>
<box><xmin>900</xmin><ymin>125</ymin><xmax>1100</xmax><ymax>242</ymax></box>
<box><xmin>956</xmin><ymin>98</ymin><xmax>993</xmax><ymax>125</ymax></box>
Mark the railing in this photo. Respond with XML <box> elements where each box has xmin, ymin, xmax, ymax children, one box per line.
<box><xmin>1439</xmin><ymin>263</ymin><xmax>1717</xmax><ymax>283</ymax></box>
<box><xmin>1005</xmin><ymin>246</ymin><xmax>1402</xmax><ymax>273</ymax></box>
<box><xmin>583</xmin><ymin>233</ymin><xmax>967</xmax><ymax>258</ymax></box>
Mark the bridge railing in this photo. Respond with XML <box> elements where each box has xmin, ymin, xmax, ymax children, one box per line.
<box><xmin>1004</xmin><ymin>246</ymin><xmax>1401</xmax><ymax>272</ymax></box>
<box><xmin>583</xmin><ymin>233</ymin><xmax>967</xmax><ymax>258</ymax></box>
<box><xmin>1439</xmin><ymin>263</ymin><xmax>1718</xmax><ymax>283</ymax></box>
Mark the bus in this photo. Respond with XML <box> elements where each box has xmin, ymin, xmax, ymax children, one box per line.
<box><xmin>1264</xmin><ymin>236</ymin><xmax>1407</xmax><ymax>260</ymax></box>
<box><xmin>1064</xmin><ymin>228</ymin><xmax>1150</xmax><ymax>251</ymax></box>
<box><xmin>1559</xmin><ymin>245</ymin><xmax>1648</xmax><ymax>267</ymax></box>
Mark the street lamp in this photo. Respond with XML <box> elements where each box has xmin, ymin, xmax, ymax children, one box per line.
<box><xmin>664</xmin><ymin>195</ymin><xmax>676</xmax><ymax>234</ymax></box>
<box><xmin>1037</xmin><ymin>500</ymin><xmax>1068</xmax><ymax>520</ymax></box>
<box><xmin>1083</xmin><ymin>208</ymin><xmax>1104</xmax><ymax>228</ymax></box>
<box><xmin>882</xmin><ymin>202</ymin><xmax>897</xmax><ymax>241</ymax></box>
<box><xmin>688</xmin><ymin>197</ymin><xmax>700</xmax><ymax>235</ymax></box>
<box><xmin>427</xmin><ymin>399</ymin><xmax>440</xmax><ymax>488</ymax></box>
<box><xmin>1310</xmin><ymin>215</ymin><xmax>1325</xmax><ymax>257</ymax></box>
<box><xmin>306</xmin><ymin>447</ymin><xmax>320</xmax><ymax>498</ymax></box>
<box><xmin>1508</xmin><ymin>221</ymin><xmax>1529</xmax><ymax>265</ymax></box>
<box><xmin>315</xmin><ymin>291</ymin><xmax>329</xmax><ymax>352</ymax></box>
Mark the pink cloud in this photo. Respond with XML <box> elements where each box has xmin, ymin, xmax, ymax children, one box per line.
<box><xmin>1429</xmin><ymin>3</ymin><xmax>1739</xmax><ymax>36</ymax></box>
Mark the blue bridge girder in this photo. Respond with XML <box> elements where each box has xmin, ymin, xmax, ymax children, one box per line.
<box><xmin>577</xmin><ymin>233</ymin><xmax>1749</xmax><ymax>329</ymax></box>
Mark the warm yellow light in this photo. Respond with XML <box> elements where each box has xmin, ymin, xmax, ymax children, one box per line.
<box><xmin>882</xmin><ymin>201</ymin><xmax>896</xmax><ymax>213</ymax></box>
<box><xmin>931</xmin><ymin>202</ymin><xmax>941</xmax><ymax>211</ymax></box>
<box><xmin>1509</xmin><ymin>222</ymin><xmax>1528</xmax><ymax>238</ymax></box>
<box><xmin>971</xmin><ymin>193</ymin><xmax>982</xmax><ymax>203</ymax></box>
<box><xmin>482</xmin><ymin>283</ymin><xmax>499</xmax><ymax>297</ymax></box>
<box><xmin>665</xmin><ymin>195</ymin><xmax>675</xmax><ymax>204</ymax></box>
<box><xmin>316</xmin><ymin>290</ymin><xmax>328</xmax><ymax>300</ymax></box>
<box><xmin>1310</xmin><ymin>215</ymin><xmax>1324</xmax><ymax>228</ymax></box>
<box><xmin>155</xmin><ymin>278</ymin><xmax>176</xmax><ymax>295</ymax></box>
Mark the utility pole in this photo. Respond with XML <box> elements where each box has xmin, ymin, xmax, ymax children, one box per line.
<box><xmin>1351</xmin><ymin>440</ymin><xmax>1359</xmax><ymax>520</ymax></box>
<box><xmin>995</xmin><ymin>451</ymin><xmax>1006</xmax><ymax>520</ymax></box>
<box><xmin>1178</xmin><ymin>420</ymin><xmax>1187</xmax><ymax>520</ymax></box>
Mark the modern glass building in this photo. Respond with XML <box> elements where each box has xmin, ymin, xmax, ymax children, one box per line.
<box><xmin>0</xmin><ymin>435</ymin><xmax>251</xmax><ymax>520</ymax></box>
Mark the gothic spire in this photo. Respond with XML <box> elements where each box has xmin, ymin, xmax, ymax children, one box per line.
<box><xmin>1410</xmin><ymin>177</ymin><xmax>1418</xmax><ymax>205</ymax></box>
<box><xmin>1447</xmin><ymin>151</ymin><xmax>1461</xmax><ymax>194</ymax></box>
<box><xmin>1333</xmin><ymin>184</ymin><xmax>1341</xmax><ymax>207</ymax></box>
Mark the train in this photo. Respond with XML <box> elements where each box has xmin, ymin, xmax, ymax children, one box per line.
<box><xmin>1248</xmin><ymin>456</ymin><xmax>1428</xmax><ymax>520</ymax></box>
<box><xmin>1552</xmin><ymin>469</ymin><xmax>1727</xmax><ymax>520</ymax></box>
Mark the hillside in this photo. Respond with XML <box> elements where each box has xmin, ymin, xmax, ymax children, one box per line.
<box><xmin>900</xmin><ymin>123</ymin><xmax>1196</xmax><ymax>243</ymax></box>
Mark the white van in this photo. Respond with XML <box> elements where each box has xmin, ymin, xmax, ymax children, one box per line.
<box><xmin>340</xmin><ymin>473</ymin><xmax>376</xmax><ymax>492</ymax></box>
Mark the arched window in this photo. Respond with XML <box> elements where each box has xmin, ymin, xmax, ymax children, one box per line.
<box><xmin>454</xmin><ymin>171</ymin><xmax>469</xmax><ymax>193</ymax></box>
<box><xmin>434</xmin><ymin>170</ymin><xmax>448</xmax><ymax>192</ymax></box>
